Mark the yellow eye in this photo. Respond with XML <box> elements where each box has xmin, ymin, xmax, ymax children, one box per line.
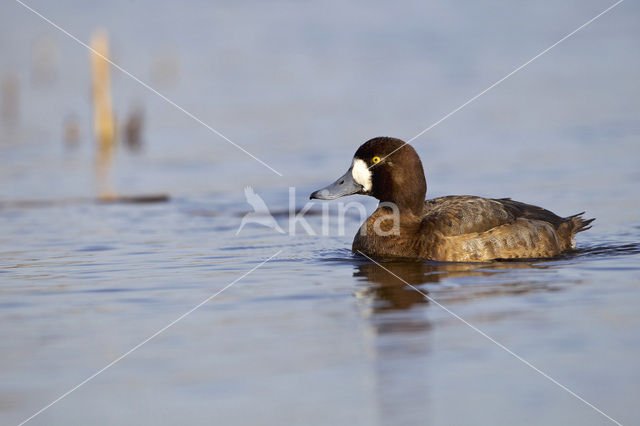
<box><xmin>372</xmin><ymin>156</ymin><xmax>381</xmax><ymax>164</ymax></box>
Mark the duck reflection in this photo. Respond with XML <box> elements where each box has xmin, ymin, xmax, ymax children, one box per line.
<box><xmin>353</xmin><ymin>258</ymin><xmax>548</xmax><ymax>424</ymax></box>
<box><xmin>354</xmin><ymin>260</ymin><xmax>432</xmax><ymax>311</ymax></box>
<box><xmin>353</xmin><ymin>260</ymin><xmax>440</xmax><ymax>424</ymax></box>
<box><xmin>354</xmin><ymin>259</ymin><xmax>549</xmax><ymax>315</ymax></box>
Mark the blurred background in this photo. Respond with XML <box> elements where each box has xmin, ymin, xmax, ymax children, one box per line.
<box><xmin>1</xmin><ymin>0</ymin><xmax>639</xmax><ymax>425</ymax></box>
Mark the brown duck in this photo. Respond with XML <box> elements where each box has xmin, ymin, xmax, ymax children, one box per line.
<box><xmin>310</xmin><ymin>137</ymin><xmax>593</xmax><ymax>262</ymax></box>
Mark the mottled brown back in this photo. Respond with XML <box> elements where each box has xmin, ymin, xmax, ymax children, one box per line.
<box><xmin>421</xmin><ymin>196</ymin><xmax>592</xmax><ymax>239</ymax></box>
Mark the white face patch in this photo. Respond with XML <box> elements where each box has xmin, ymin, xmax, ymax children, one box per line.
<box><xmin>351</xmin><ymin>158</ymin><xmax>372</xmax><ymax>192</ymax></box>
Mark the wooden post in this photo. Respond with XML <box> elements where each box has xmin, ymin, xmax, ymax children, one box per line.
<box><xmin>90</xmin><ymin>30</ymin><xmax>116</xmax><ymax>200</ymax></box>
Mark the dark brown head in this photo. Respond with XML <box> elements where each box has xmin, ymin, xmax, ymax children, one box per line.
<box><xmin>310</xmin><ymin>137</ymin><xmax>427</xmax><ymax>215</ymax></box>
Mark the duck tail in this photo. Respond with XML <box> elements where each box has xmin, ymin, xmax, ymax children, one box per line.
<box><xmin>557</xmin><ymin>213</ymin><xmax>594</xmax><ymax>250</ymax></box>
<box><xmin>568</xmin><ymin>212</ymin><xmax>595</xmax><ymax>234</ymax></box>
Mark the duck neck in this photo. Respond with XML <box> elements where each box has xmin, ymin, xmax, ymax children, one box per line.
<box><xmin>371</xmin><ymin>160</ymin><xmax>427</xmax><ymax>217</ymax></box>
<box><xmin>378</xmin><ymin>183</ymin><xmax>426</xmax><ymax>218</ymax></box>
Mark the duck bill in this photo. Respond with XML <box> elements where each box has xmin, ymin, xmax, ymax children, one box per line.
<box><xmin>310</xmin><ymin>168</ymin><xmax>363</xmax><ymax>200</ymax></box>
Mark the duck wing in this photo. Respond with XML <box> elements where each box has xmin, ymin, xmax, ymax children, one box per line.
<box><xmin>421</xmin><ymin>195</ymin><xmax>566</xmax><ymax>237</ymax></box>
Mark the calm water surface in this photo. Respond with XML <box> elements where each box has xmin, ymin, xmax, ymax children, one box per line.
<box><xmin>1</xmin><ymin>0</ymin><xmax>639</xmax><ymax>425</ymax></box>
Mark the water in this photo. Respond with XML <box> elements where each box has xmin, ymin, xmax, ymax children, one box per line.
<box><xmin>1</xmin><ymin>0</ymin><xmax>639</xmax><ymax>425</ymax></box>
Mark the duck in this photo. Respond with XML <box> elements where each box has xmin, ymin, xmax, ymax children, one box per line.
<box><xmin>310</xmin><ymin>137</ymin><xmax>594</xmax><ymax>262</ymax></box>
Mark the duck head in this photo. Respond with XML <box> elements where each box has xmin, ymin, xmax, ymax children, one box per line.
<box><xmin>310</xmin><ymin>137</ymin><xmax>427</xmax><ymax>215</ymax></box>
